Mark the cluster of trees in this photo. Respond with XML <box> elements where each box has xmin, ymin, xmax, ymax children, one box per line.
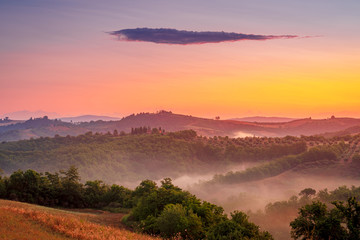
<box><xmin>120</xmin><ymin>178</ymin><xmax>272</xmax><ymax>239</ymax></box>
<box><xmin>0</xmin><ymin>117</ymin><xmax>10</xmax><ymax>123</ymax></box>
<box><xmin>130</xmin><ymin>126</ymin><xmax>165</xmax><ymax>135</ymax></box>
<box><xmin>0</xmin><ymin>166</ymin><xmax>132</xmax><ymax>208</ymax></box>
<box><xmin>0</xmin><ymin>130</ymin><xmax>309</xmax><ymax>183</ymax></box>
<box><xmin>263</xmin><ymin>186</ymin><xmax>360</xmax><ymax>216</ymax></box>
<box><xmin>290</xmin><ymin>197</ymin><xmax>360</xmax><ymax>240</ymax></box>
<box><xmin>210</xmin><ymin>143</ymin><xmax>346</xmax><ymax>185</ymax></box>
<box><xmin>0</xmin><ymin>167</ymin><xmax>273</xmax><ymax>240</ymax></box>
<box><xmin>248</xmin><ymin>186</ymin><xmax>360</xmax><ymax>240</ymax></box>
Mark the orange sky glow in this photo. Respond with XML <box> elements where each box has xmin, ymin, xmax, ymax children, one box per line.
<box><xmin>1</xmin><ymin>1</ymin><xmax>360</xmax><ymax>119</ymax></box>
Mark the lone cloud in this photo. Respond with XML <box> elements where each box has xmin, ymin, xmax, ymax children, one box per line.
<box><xmin>109</xmin><ymin>28</ymin><xmax>298</xmax><ymax>45</ymax></box>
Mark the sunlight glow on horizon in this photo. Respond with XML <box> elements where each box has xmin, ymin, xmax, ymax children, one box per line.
<box><xmin>1</xmin><ymin>0</ymin><xmax>360</xmax><ymax>119</ymax></box>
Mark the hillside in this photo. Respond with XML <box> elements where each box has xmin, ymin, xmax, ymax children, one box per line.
<box><xmin>1</xmin><ymin>129</ymin><xmax>360</xmax><ymax>185</ymax></box>
<box><xmin>205</xmin><ymin>134</ymin><xmax>360</xmax><ymax>186</ymax></box>
<box><xmin>0</xmin><ymin>130</ymin><xmax>307</xmax><ymax>183</ymax></box>
<box><xmin>230</xmin><ymin>116</ymin><xmax>299</xmax><ymax>123</ymax></box>
<box><xmin>0</xmin><ymin>199</ymin><xmax>158</xmax><ymax>240</ymax></box>
<box><xmin>1</xmin><ymin>111</ymin><xmax>360</xmax><ymax>142</ymax></box>
<box><xmin>60</xmin><ymin>115</ymin><xmax>121</xmax><ymax>122</ymax></box>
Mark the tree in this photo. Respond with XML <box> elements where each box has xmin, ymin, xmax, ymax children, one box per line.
<box><xmin>290</xmin><ymin>201</ymin><xmax>347</xmax><ymax>240</ymax></box>
<box><xmin>0</xmin><ymin>169</ymin><xmax>6</xmax><ymax>198</ymax></box>
<box><xmin>207</xmin><ymin>211</ymin><xmax>273</xmax><ymax>240</ymax></box>
<box><xmin>156</xmin><ymin>204</ymin><xmax>203</xmax><ymax>239</ymax></box>
<box><xmin>133</xmin><ymin>179</ymin><xmax>157</xmax><ymax>198</ymax></box>
<box><xmin>333</xmin><ymin>197</ymin><xmax>360</xmax><ymax>240</ymax></box>
<box><xmin>84</xmin><ymin>180</ymin><xmax>109</xmax><ymax>207</ymax></box>
<box><xmin>59</xmin><ymin>166</ymin><xmax>84</xmax><ymax>207</ymax></box>
<box><xmin>299</xmin><ymin>188</ymin><xmax>317</xmax><ymax>198</ymax></box>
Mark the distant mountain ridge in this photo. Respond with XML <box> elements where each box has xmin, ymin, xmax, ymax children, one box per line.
<box><xmin>1</xmin><ymin>111</ymin><xmax>360</xmax><ymax>141</ymax></box>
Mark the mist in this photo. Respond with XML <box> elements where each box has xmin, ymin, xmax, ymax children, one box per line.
<box><xmin>168</xmin><ymin>170</ymin><xmax>360</xmax><ymax>240</ymax></box>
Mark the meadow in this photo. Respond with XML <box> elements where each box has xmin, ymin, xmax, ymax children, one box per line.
<box><xmin>0</xmin><ymin>199</ymin><xmax>159</xmax><ymax>240</ymax></box>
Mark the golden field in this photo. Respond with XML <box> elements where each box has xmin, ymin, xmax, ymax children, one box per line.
<box><xmin>0</xmin><ymin>199</ymin><xmax>159</xmax><ymax>240</ymax></box>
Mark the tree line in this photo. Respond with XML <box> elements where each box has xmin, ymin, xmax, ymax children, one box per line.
<box><xmin>209</xmin><ymin>143</ymin><xmax>347</xmax><ymax>185</ymax></box>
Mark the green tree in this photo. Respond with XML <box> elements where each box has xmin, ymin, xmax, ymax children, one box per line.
<box><xmin>207</xmin><ymin>211</ymin><xmax>273</xmax><ymax>240</ymax></box>
<box><xmin>156</xmin><ymin>204</ymin><xmax>203</xmax><ymax>239</ymax></box>
<box><xmin>333</xmin><ymin>197</ymin><xmax>360</xmax><ymax>240</ymax></box>
<box><xmin>0</xmin><ymin>170</ymin><xmax>6</xmax><ymax>198</ymax></box>
<box><xmin>84</xmin><ymin>180</ymin><xmax>109</xmax><ymax>207</ymax></box>
<box><xmin>59</xmin><ymin>166</ymin><xmax>84</xmax><ymax>207</ymax></box>
<box><xmin>290</xmin><ymin>201</ymin><xmax>346</xmax><ymax>240</ymax></box>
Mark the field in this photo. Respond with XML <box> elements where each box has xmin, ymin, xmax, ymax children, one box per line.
<box><xmin>0</xmin><ymin>199</ymin><xmax>159</xmax><ymax>240</ymax></box>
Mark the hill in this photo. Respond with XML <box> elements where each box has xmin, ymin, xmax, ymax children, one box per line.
<box><xmin>204</xmin><ymin>133</ymin><xmax>360</xmax><ymax>187</ymax></box>
<box><xmin>0</xmin><ymin>199</ymin><xmax>158</xmax><ymax>240</ymax></box>
<box><xmin>230</xmin><ymin>116</ymin><xmax>298</xmax><ymax>123</ymax></box>
<box><xmin>1</xmin><ymin>111</ymin><xmax>360</xmax><ymax>142</ymax></box>
<box><xmin>1</xmin><ymin>110</ymin><xmax>60</xmax><ymax>120</ymax></box>
<box><xmin>1</xmin><ymin>128</ymin><xmax>360</xmax><ymax>184</ymax></box>
<box><xmin>60</xmin><ymin>115</ymin><xmax>121</xmax><ymax>122</ymax></box>
<box><xmin>0</xmin><ymin>129</ymin><xmax>307</xmax><ymax>183</ymax></box>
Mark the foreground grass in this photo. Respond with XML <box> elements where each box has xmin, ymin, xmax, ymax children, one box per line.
<box><xmin>0</xmin><ymin>199</ymin><xmax>159</xmax><ymax>240</ymax></box>
<box><xmin>0</xmin><ymin>207</ymin><xmax>73</xmax><ymax>240</ymax></box>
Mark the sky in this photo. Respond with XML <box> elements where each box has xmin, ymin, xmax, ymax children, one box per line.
<box><xmin>1</xmin><ymin>0</ymin><xmax>360</xmax><ymax>119</ymax></box>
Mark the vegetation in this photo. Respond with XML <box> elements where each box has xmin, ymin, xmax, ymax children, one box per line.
<box><xmin>250</xmin><ymin>186</ymin><xmax>360</xmax><ymax>240</ymax></box>
<box><xmin>0</xmin><ymin>199</ymin><xmax>159</xmax><ymax>240</ymax></box>
<box><xmin>125</xmin><ymin>178</ymin><xmax>272</xmax><ymax>239</ymax></box>
<box><xmin>209</xmin><ymin>143</ymin><xmax>347</xmax><ymax>184</ymax></box>
<box><xmin>0</xmin><ymin>117</ymin><xmax>11</xmax><ymax>123</ymax></box>
<box><xmin>0</xmin><ymin>130</ymin><xmax>308</xmax><ymax>182</ymax></box>
<box><xmin>290</xmin><ymin>197</ymin><xmax>360</xmax><ymax>240</ymax></box>
<box><xmin>0</xmin><ymin>166</ymin><xmax>132</xmax><ymax>208</ymax></box>
<box><xmin>0</xmin><ymin>168</ymin><xmax>273</xmax><ymax>239</ymax></box>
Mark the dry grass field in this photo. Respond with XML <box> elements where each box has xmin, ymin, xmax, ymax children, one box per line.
<box><xmin>0</xmin><ymin>199</ymin><xmax>159</xmax><ymax>240</ymax></box>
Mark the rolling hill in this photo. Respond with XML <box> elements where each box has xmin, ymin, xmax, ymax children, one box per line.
<box><xmin>0</xmin><ymin>130</ymin><xmax>307</xmax><ymax>183</ymax></box>
<box><xmin>230</xmin><ymin>116</ymin><xmax>299</xmax><ymax>123</ymax></box>
<box><xmin>1</xmin><ymin>111</ymin><xmax>360</xmax><ymax>142</ymax></box>
<box><xmin>60</xmin><ymin>115</ymin><xmax>121</xmax><ymax>122</ymax></box>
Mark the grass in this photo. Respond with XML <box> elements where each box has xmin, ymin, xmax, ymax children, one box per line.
<box><xmin>0</xmin><ymin>199</ymin><xmax>160</xmax><ymax>240</ymax></box>
<box><xmin>0</xmin><ymin>207</ymin><xmax>73</xmax><ymax>240</ymax></box>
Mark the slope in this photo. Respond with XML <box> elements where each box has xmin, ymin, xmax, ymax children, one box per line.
<box><xmin>0</xmin><ymin>199</ymin><xmax>158</xmax><ymax>240</ymax></box>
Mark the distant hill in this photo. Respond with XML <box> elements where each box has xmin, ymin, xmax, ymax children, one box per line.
<box><xmin>1</xmin><ymin>111</ymin><xmax>360</xmax><ymax>141</ymax></box>
<box><xmin>319</xmin><ymin>125</ymin><xmax>360</xmax><ymax>138</ymax></box>
<box><xmin>1</xmin><ymin>110</ymin><xmax>60</xmax><ymax>120</ymax></box>
<box><xmin>60</xmin><ymin>115</ymin><xmax>121</xmax><ymax>122</ymax></box>
<box><xmin>231</xmin><ymin>116</ymin><xmax>299</xmax><ymax>123</ymax></box>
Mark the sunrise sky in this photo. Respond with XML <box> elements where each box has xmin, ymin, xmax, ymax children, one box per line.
<box><xmin>1</xmin><ymin>0</ymin><xmax>360</xmax><ymax>119</ymax></box>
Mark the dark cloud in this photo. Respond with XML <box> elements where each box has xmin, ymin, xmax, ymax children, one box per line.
<box><xmin>109</xmin><ymin>28</ymin><xmax>298</xmax><ymax>45</ymax></box>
